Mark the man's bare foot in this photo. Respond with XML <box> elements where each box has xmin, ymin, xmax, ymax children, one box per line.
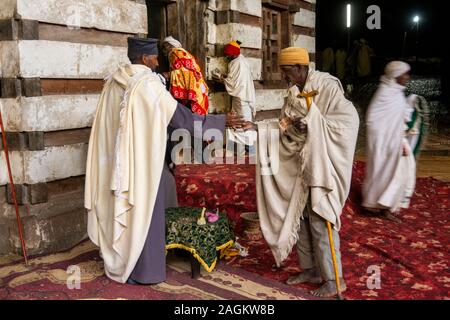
<box><xmin>286</xmin><ymin>268</ymin><xmax>322</xmax><ymax>285</ymax></box>
<box><xmin>311</xmin><ymin>278</ymin><xmax>347</xmax><ymax>298</ymax></box>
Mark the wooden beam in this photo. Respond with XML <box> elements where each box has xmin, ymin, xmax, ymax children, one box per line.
<box><xmin>1</xmin><ymin>129</ymin><xmax>92</xmax><ymax>151</ymax></box>
<box><xmin>26</xmin><ymin>132</ymin><xmax>45</xmax><ymax>151</ymax></box>
<box><xmin>0</xmin><ymin>78</ymin><xmax>21</xmax><ymax>98</ymax></box>
<box><xmin>0</xmin><ymin>19</ymin><xmax>138</xmax><ymax>44</ymax></box>
<box><xmin>0</xmin><ymin>19</ymin><xmax>19</xmax><ymax>40</ymax></box>
<box><xmin>0</xmin><ymin>132</ymin><xmax>27</xmax><ymax>151</ymax></box>
<box><xmin>254</xmin><ymin>80</ymin><xmax>288</xmax><ymax>90</ymax></box>
<box><xmin>29</xmin><ymin>183</ymin><xmax>49</xmax><ymax>204</ymax></box>
<box><xmin>21</xmin><ymin>78</ymin><xmax>42</xmax><ymax>97</ymax></box>
<box><xmin>6</xmin><ymin>184</ymin><xmax>28</xmax><ymax>205</ymax></box>
<box><xmin>166</xmin><ymin>2</ymin><xmax>182</xmax><ymax>43</ymax></box>
<box><xmin>216</xmin><ymin>10</ymin><xmax>261</xmax><ymax>27</ymax></box>
<box><xmin>281</xmin><ymin>11</ymin><xmax>291</xmax><ymax>49</ymax></box>
<box><xmin>255</xmin><ymin>109</ymin><xmax>281</xmax><ymax>121</ymax></box>
<box><xmin>5</xmin><ymin>175</ymin><xmax>87</xmax><ymax>206</ymax></box>
<box><xmin>262</xmin><ymin>0</ymin><xmax>289</xmax><ymax>10</ymax></box>
<box><xmin>47</xmin><ymin>176</ymin><xmax>85</xmax><ymax>196</ymax></box>
<box><xmin>6</xmin><ymin>182</ymin><xmax>48</xmax><ymax>205</ymax></box>
<box><xmin>290</xmin><ymin>0</ymin><xmax>315</xmax><ymax>11</ymax></box>
<box><xmin>216</xmin><ymin>10</ymin><xmax>240</xmax><ymax>25</ymax></box>
<box><xmin>239</xmin><ymin>13</ymin><xmax>262</xmax><ymax>27</ymax></box>
<box><xmin>44</xmin><ymin>128</ymin><xmax>91</xmax><ymax>148</ymax></box>
<box><xmin>241</xmin><ymin>48</ymin><xmax>263</xmax><ymax>59</ymax></box>
<box><xmin>38</xmin><ymin>23</ymin><xmax>132</xmax><ymax>47</ymax></box>
<box><xmin>196</xmin><ymin>0</ymin><xmax>208</xmax><ymax>74</ymax></box>
<box><xmin>40</xmin><ymin>79</ymin><xmax>104</xmax><ymax>95</ymax></box>
<box><xmin>1</xmin><ymin>78</ymin><xmax>41</xmax><ymax>98</ymax></box>
<box><xmin>20</xmin><ymin>20</ymin><xmax>39</xmax><ymax>40</ymax></box>
<box><xmin>292</xmin><ymin>25</ymin><xmax>315</xmax><ymax>37</ymax></box>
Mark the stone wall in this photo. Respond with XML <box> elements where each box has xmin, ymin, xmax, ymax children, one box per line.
<box><xmin>0</xmin><ymin>0</ymin><xmax>147</xmax><ymax>255</ymax></box>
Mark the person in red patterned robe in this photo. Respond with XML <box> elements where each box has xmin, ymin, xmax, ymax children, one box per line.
<box><xmin>162</xmin><ymin>36</ymin><xmax>209</xmax><ymax>116</ymax></box>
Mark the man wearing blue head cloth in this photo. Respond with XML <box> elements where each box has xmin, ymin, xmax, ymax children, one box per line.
<box><xmin>85</xmin><ymin>37</ymin><xmax>245</xmax><ymax>284</ymax></box>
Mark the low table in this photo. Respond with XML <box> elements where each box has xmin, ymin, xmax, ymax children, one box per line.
<box><xmin>165</xmin><ymin>207</ymin><xmax>235</xmax><ymax>278</ymax></box>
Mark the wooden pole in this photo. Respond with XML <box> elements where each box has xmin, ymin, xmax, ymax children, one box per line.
<box><xmin>326</xmin><ymin>221</ymin><xmax>343</xmax><ymax>300</ymax></box>
<box><xmin>0</xmin><ymin>110</ymin><xmax>28</xmax><ymax>265</ymax></box>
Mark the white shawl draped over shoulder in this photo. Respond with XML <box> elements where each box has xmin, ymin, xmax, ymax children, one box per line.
<box><xmin>224</xmin><ymin>54</ymin><xmax>257</xmax><ymax>146</ymax></box>
<box><xmin>224</xmin><ymin>55</ymin><xmax>256</xmax><ymax>111</ymax></box>
<box><xmin>362</xmin><ymin>76</ymin><xmax>416</xmax><ymax>211</ymax></box>
<box><xmin>257</xmin><ymin>70</ymin><xmax>359</xmax><ymax>266</ymax></box>
<box><xmin>84</xmin><ymin>64</ymin><xmax>177</xmax><ymax>283</ymax></box>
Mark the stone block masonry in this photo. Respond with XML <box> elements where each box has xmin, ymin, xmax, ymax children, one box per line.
<box><xmin>0</xmin><ymin>0</ymin><xmax>147</xmax><ymax>255</ymax></box>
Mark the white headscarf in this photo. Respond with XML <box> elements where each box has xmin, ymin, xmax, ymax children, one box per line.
<box><xmin>163</xmin><ymin>36</ymin><xmax>182</xmax><ymax>48</ymax></box>
<box><xmin>384</xmin><ymin>61</ymin><xmax>411</xmax><ymax>79</ymax></box>
<box><xmin>380</xmin><ymin>61</ymin><xmax>411</xmax><ymax>87</ymax></box>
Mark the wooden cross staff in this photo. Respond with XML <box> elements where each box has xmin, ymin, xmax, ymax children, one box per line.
<box><xmin>0</xmin><ymin>110</ymin><xmax>28</xmax><ymax>265</ymax></box>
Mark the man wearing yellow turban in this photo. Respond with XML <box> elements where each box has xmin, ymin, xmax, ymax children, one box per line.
<box><xmin>251</xmin><ymin>47</ymin><xmax>360</xmax><ymax>298</ymax></box>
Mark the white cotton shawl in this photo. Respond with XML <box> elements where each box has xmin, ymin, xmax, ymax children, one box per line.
<box><xmin>85</xmin><ymin>64</ymin><xmax>177</xmax><ymax>283</ymax></box>
<box><xmin>362</xmin><ymin>75</ymin><xmax>416</xmax><ymax>211</ymax></box>
<box><xmin>163</xmin><ymin>36</ymin><xmax>182</xmax><ymax>48</ymax></box>
<box><xmin>224</xmin><ymin>55</ymin><xmax>256</xmax><ymax>113</ymax></box>
<box><xmin>257</xmin><ymin>70</ymin><xmax>359</xmax><ymax>266</ymax></box>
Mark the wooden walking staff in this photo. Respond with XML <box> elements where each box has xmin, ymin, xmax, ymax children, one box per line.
<box><xmin>299</xmin><ymin>89</ymin><xmax>344</xmax><ymax>300</ymax></box>
<box><xmin>0</xmin><ymin>110</ymin><xmax>28</xmax><ymax>265</ymax></box>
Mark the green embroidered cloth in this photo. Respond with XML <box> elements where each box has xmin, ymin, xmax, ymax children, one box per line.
<box><xmin>165</xmin><ymin>207</ymin><xmax>235</xmax><ymax>272</ymax></box>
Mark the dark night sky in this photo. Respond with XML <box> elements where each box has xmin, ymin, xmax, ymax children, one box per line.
<box><xmin>316</xmin><ymin>0</ymin><xmax>444</xmax><ymax>59</ymax></box>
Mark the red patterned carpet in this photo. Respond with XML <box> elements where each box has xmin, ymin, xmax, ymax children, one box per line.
<box><xmin>176</xmin><ymin>161</ymin><xmax>257</xmax><ymax>234</ymax></box>
<box><xmin>176</xmin><ymin>161</ymin><xmax>450</xmax><ymax>300</ymax></box>
<box><xmin>0</xmin><ymin>241</ymin><xmax>316</xmax><ymax>300</ymax></box>
<box><xmin>1</xmin><ymin>161</ymin><xmax>448</xmax><ymax>300</ymax></box>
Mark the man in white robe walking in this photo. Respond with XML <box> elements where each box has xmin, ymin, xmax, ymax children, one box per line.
<box><xmin>362</xmin><ymin>61</ymin><xmax>418</xmax><ymax>222</ymax></box>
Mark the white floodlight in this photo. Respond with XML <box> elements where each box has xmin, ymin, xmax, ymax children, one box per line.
<box><xmin>347</xmin><ymin>4</ymin><xmax>352</xmax><ymax>28</ymax></box>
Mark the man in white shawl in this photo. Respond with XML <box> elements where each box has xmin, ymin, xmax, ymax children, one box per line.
<box><xmin>362</xmin><ymin>61</ymin><xmax>418</xmax><ymax>222</ymax></box>
<box><xmin>85</xmin><ymin>37</ymin><xmax>245</xmax><ymax>285</ymax></box>
<box><xmin>213</xmin><ymin>40</ymin><xmax>257</xmax><ymax>155</ymax></box>
<box><xmin>246</xmin><ymin>47</ymin><xmax>359</xmax><ymax>297</ymax></box>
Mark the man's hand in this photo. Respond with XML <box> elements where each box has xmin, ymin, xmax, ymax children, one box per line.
<box><xmin>212</xmin><ymin>69</ymin><xmax>225</xmax><ymax>83</ymax></box>
<box><xmin>212</xmin><ymin>74</ymin><xmax>223</xmax><ymax>83</ymax></box>
<box><xmin>292</xmin><ymin>117</ymin><xmax>307</xmax><ymax>134</ymax></box>
<box><xmin>226</xmin><ymin>112</ymin><xmax>246</xmax><ymax>129</ymax></box>
<box><xmin>402</xmin><ymin>144</ymin><xmax>410</xmax><ymax>157</ymax></box>
<box><xmin>162</xmin><ymin>72</ymin><xmax>170</xmax><ymax>81</ymax></box>
<box><xmin>279</xmin><ymin>117</ymin><xmax>292</xmax><ymax>131</ymax></box>
<box><xmin>242</xmin><ymin>121</ymin><xmax>257</xmax><ymax>131</ymax></box>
